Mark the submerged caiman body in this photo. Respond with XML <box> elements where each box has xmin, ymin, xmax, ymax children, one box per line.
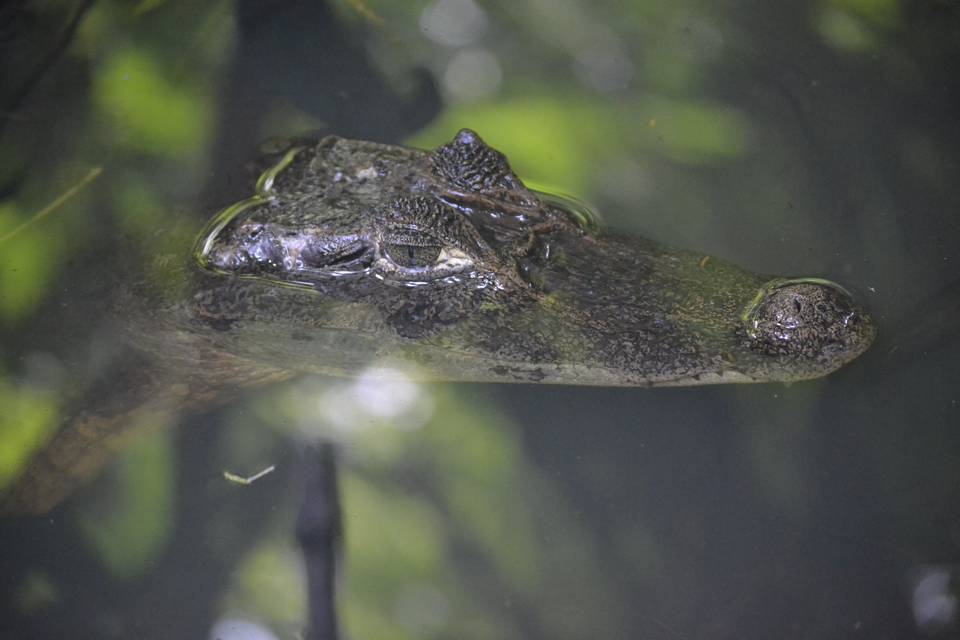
<box><xmin>1</xmin><ymin>130</ymin><xmax>875</xmax><ymax>514</ymax></box>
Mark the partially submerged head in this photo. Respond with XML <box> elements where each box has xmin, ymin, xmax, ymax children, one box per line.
<box><xmin>193</xmin><ymin>129</ymin><xmax>875</xmax><ymax>385</ymax></box>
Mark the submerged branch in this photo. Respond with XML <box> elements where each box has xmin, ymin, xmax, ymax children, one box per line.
<box><xmin>0</xmin><ymin>166</ymin><xmax>102</xmax><ymax>244</ymax></box>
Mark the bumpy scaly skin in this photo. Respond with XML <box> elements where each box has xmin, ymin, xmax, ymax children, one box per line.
<box><xmin>196</xmin><ymin>129</ymin><xmax>875</xmax><ymax>386</ymax></box>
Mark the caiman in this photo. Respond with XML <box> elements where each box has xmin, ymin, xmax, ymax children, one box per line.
<box><xmin>1</xmin><ymin>129</ymin><xmax>875</xmax><ymax>514</ymax></box>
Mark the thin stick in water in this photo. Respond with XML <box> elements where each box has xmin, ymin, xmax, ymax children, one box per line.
<box><xmin>0</xmin><ymin>166</ymin><xmax>103</xmax><ymax>243</ymax></box>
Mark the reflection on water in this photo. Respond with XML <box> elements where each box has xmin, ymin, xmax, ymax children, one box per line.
<box><xmin>210</xmin><ymin>619</ymin><xmax>279</xmax><ymax>640</ymax></box>
<box><xmin>1</xmin><ymin>0</ymin><xmax>959</xmax><ymax>639</ymax></box>
<box><xmin>312</xmin><ymin>366</ymin><xmax>434</xmax><ymax>434</ymax></box>
<box><xmin>911</xmin><ymin>566</ymin><xmax>960</xmax><ymax>634</ymax></box>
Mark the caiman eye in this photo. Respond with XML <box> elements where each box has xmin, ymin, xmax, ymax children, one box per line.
<box><xmin>377</xmin><ymin>231</ymin><xmax>474</xmax><ymax>280</ymax></box>
<box><xmin>383</xmin><ymin>243</ymin><xmax>442</xmax><ymax>268</ymax></box>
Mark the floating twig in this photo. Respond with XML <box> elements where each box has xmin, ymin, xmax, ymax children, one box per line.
<box><xmin>0</xmin><ymin>166</ymin><xmax>102</xmax><ymax>243</ymax></box>
<box><xmin>223</xmin><ymin>465</ymin><xmax>276</xmax><ymax>485</ymax></box>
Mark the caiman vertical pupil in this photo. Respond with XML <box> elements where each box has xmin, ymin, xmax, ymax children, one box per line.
<box><xmin>384</xmin><ymin>243</ymin><xmax>442</xmax><ymax>268</ymax></box>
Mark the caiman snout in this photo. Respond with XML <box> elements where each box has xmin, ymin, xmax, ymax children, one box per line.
<box><xmin>743</xmin><ymin>278</ymin><xmax>876</xmax><ymax>364</ymax></box>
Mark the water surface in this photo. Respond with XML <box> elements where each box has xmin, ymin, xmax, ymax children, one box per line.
<box><xmin>1</xmin><ymin>1</ymin><xmax>958</xmax><ymax>639</ymax></box>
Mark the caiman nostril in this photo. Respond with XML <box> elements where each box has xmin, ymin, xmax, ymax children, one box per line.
<box><xmin>743</xmin><ymin>277</ymin><xmax>875</xmax><ymax>360</ymax></box>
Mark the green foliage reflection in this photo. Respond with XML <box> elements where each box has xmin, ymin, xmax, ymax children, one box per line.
<box><xmin>94</xmin><ymin>49</ymin><xmax>213</xmax><ymax>157</ymax></box>
<box><xmin>0</xmin><ymin>203</ymin><xmax>67</xmax><ymax>323</ymax></box>
<box><xmin>0</xmin><ymin>380</ymin><xmax>59</xmax><ymax>492</ymax></box>
<box><xmin>77</xmin><ymin>425</ymin><xmax>175</xmax><ymax>581</ymax></box>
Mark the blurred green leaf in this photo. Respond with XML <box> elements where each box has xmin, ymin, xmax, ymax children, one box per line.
<box><xmin>94</xmin><ymin>48</ymin><xmax>213</xmax><ymax>157</ymax></box>
<box><xmin>77</xmin><ymin>425</ymin><xmax>175</xmax><ymax>580</ymax></box>
<box><xmin>816</xmin><ymin>6</ymin><xmax>879</xmax><ymax>52</ymax></box>
<box><xmin>639</xmin><ymin>95</ymin><xmax>749</xmax><ymax>164</ymax></box>
<box><xmin>826</xmin><ymin>0</ymin><xmax>900</xmax><ymax>27</ymax></box>
<box><xmin>0</xmin><ymin>203</ymin><xmax>67</xmax><ymax>323</ymax></box>
<box><xmin>342</xmin><ymin>472</ymin><xmax>448</xmax><ymax>640</ymax></box>
<box><xmin>0</xmin><ymin>380</ymin><xmax>60</xmax><ymax>492</ymax></box>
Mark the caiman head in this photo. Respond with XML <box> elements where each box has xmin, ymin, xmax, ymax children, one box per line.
<box><xmin>193</xmin><ymin>129</ymin><xmax>875</xmax><ymax>386</ymax></box>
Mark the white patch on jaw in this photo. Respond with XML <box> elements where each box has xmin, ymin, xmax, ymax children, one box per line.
<box><xmin>437</xmin><ymin>247</ymin><xmax>473</xmax><ymax>271</ymax></box>
<box><xmin>277</xmin><ymin>235</ymin><xmax>311</xmax><ymax>271</ymax></box>
<box><xmin>355</xmin><ymin>166</ymin><xmax>378</xmax><ymax>181</ymax></box>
